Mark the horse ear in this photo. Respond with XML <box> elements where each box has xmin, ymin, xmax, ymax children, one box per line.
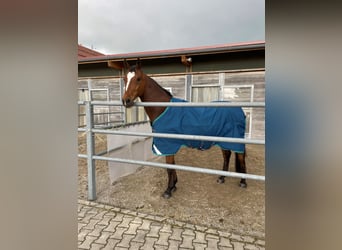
<box><xmin>136</xmin><ymin>58</ymin><xmax>141</xmax><ymax>70</ymax></box>
<box><xmin>123</xmin><ymin>59</ymin><xmax>130</xmax><ymax>73</ymax></box>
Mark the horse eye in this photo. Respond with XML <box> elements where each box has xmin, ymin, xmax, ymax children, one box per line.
<box><xmin>137</xmin><ymin>77</ymin><xmax>141</xmax><ymax>82</ymax></box>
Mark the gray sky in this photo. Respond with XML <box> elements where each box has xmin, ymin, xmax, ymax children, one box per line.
<box><xmin>78</xmin><ymin>0</ymin><xmax>264</xmax><ymax>55</ymax></box>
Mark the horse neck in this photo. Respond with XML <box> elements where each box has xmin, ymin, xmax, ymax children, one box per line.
<box><xmin>139</xmin><ymin>76</ymin><xmax>171</xmax><ymax>123</ymax></box>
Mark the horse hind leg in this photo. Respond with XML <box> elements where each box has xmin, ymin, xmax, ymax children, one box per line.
<box><xmin>217</xmin><ymin>149</ymin><xmax>231</xmax><ymax>184</ymax></box>
<box><xmin>163</xmin><ymin>155</ymin><xmax>178</xmax><ymax>199</ymax></box>
<box><xmin>236</xmin><ymin>152</ymin><xmax>247</xmax><ymax>188</ymax></box>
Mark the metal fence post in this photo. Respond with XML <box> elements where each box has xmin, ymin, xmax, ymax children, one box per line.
<box><xmin>185</xmin><ymin>74</ymin><xmax>192</xmax><ymax>101</ymax></box>
<box><xmin>86</xmin><ymin>101</ymin><xmax>96</xmax><ymax>200</ymax></box>
<box><xmin>120</xmin><ymin>77</ymin><xmax>127</xmax><ymax>124</ymax></box>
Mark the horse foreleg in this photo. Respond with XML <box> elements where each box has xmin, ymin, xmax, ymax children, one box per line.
<box><xmin>217</xmin><ymin>149</ymin><xmax>231</xmax><ymax>184</ymax></box>
<box><xmin>163</xmin><ymin>155</ymin><xmax>178</xmax><ymax>199</ymax></box>
<box><xmin>236</xmin><ymin>152</ymin><xmax>247</xmax><ymax>188</ymax></box>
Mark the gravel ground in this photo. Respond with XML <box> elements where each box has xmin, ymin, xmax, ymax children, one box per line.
<box><xmin>78</xmin><ymin>133</ymin><xmax>265</xmax><ymax>237</ymax></box>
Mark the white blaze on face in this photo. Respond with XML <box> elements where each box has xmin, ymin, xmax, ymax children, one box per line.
<box><xmin>126</xmin><ymin>72</ymin><xmax>135</xmax><ymax>91</ymax></box>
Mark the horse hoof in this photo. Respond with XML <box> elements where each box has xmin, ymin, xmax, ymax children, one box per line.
<box><xmin>239</xmin><ymin>182</ymin><xmax>247</xmax><ymax>188</ymax></box>
<box><xmin>217</xmin><ymin>178</ymin><xmax>225</xmax><ymax>184</ymax></box>
<box><xmin>162</xmin><ymin>192</ymin><xmax>171</xmax><ymax>199</ymax></box>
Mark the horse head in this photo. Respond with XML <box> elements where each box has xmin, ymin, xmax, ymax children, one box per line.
<box><xmin>122</xmin><ymin>59</ymin><xmax>146</xmax><ymax>107</ymax></box>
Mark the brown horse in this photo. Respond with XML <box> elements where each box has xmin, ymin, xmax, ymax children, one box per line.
<box><xmin>122</xmin><ymin>59</ymin><xmax>247</xmax><ymax>199</ymax></box>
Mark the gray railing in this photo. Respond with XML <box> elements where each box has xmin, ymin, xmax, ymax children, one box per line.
<box><xmin>78</xmin><ymin>101</ymin><xmax>265</xmax><ymax>201</ymax></box>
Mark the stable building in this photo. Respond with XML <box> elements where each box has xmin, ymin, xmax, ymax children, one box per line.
<box><xmin>78</xmin><ymin>41</ymin><xmax>265</xmax><ymax>139</ymax></box>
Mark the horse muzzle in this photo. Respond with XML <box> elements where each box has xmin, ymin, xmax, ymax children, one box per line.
<box><xmin>122</xmin><ymin>98</ymin><xmax>134</xmax><ymax>108</ymax></box>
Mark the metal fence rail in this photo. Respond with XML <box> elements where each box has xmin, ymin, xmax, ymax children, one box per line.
<box><xmin>91</xmin><ymin>129</ymin><xmax>265</xmax><ymax>145</ymax></box>
<box><xmin>78</xmin><ymin>100</ymin><xmax>265</xmax><ymax>107</ymax></box>
<box><xmin>78</xmin><ymin>101</ymin><xmax>265</xmax><ymax>200</ymax></box>
<box><xmin>78</xmin><ymin>154</ymin><xmax>265</xmax><ymax>181</ymax></box>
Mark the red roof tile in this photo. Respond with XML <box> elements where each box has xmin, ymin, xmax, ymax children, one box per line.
<box><xmin>78</xmin><ymin>44</ymin><xmax>104</xmax><ymax>59</ymax></box>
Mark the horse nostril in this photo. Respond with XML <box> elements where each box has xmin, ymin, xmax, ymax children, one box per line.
<box><xmin>122</xmin><ymin>98</ymin><xmax>132</xmax><ymax>107</ymax></box>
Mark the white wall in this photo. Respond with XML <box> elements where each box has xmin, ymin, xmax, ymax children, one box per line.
<box><xmin>107</xmin><ymin>122</ymin><xmax>155</xmax><ymax>184</ymax></box>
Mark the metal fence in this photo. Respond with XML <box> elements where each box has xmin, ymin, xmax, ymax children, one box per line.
<box><xmin>78</xmin><ymin>101</ymin><xmax>265</xmax><ymax>201</ymax></box>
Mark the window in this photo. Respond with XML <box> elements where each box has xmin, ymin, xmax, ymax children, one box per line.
<box><xmin>223</xmin><ymin>85</ymin><xmax>254</xmax><ymax>138</ymax></box>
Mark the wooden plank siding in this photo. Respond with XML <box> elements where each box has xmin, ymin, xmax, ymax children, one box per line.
<box><xmin>78</xmin><ymin>78</ymin><xmax>124</xmax><ymax>127</ymax></box>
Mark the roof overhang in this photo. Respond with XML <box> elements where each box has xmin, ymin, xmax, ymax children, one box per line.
<box><xmin>78</xmin><ymin>40</ymin><xmax>265</xmax><ymax>65</ymax></box>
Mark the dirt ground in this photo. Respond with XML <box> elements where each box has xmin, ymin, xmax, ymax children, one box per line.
<box><xmin>78</xmin><ymin>133</ymin><xmax>265</xmax><ymax>237</ymax></box>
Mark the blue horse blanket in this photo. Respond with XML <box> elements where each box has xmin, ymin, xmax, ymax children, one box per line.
<box><xmin>151</xmin><ymin>97</ymin><xmax>246</xmax><ymax>156</ymax></box>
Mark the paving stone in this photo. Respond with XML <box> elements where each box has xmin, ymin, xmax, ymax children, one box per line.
<box><xmin>170</xmin><ymin>227</ymin><xmax>183</xmax><ymax>241</ymax></box>
<box><xmin>180</xmin><ymin>234</ymin><xmax>195</xmax><ymax>249</ymax></box>
<box><xmin>131</xmin><ymin>217</ymin><xmax>143</xmax><ymax>225</ymax></box>
<box><xmin>193</xmin><ymin>231</ymin><xmax>207</xmax><ymax>245</ymax></box>
<box><xmin>78</xmin><ymin>229</ymin><xmax>92</xmax><ymax>242</ymax></box>
<box><xmin>94</xmin><ymin>203</ymin><xmax>105</xmax><ymax>209</ymax></box>
<box><xmin>155</xmin><ymin>232</ymin><xmax>171</xmax><ymax>246</ymax></box>
<box><xmin>110</xmin><ymin>227</ymin><xmax>127</xmax><ymax>240</ymax></box>
<box><xmin>92</xmin><ymin>210</ymin><xmax>107</xmax><ymax>220</ymax></box>
<box><xmin>104</xmin><ymin>205</ymin><xmax>114</xmax><ymax>210</ymax></box>
<box><xmin>78</xmin><ymin>207</ymin><xmax>89</xmax><ymax>218</ymax></box>
<box><xmin>154</xmin><ymin>215</ymin><xmax>167</xmax><ymax>222</ymax></box>
<box><xmin>95</xmin><ymin>231</ymin><xmax>112</xmax><ymax>245</ymax></box>
<box><xmin>231</xmin><ymin>241</ymin><xmax>245</xmax><ymax>250</ymax></box>
<box><xmin>116</xmin><ymin>234</ymin><xmax>135</xmax><ymax>248</ymax></box>
<box><xmin>111</xmin><ymin>207</ymin><xmax>121</xmax><ymax>213</ymax></box>
<box><xmin>87</xmin><ymin>208</ymin><xmax>100</xmax><ymax>215</ymax></box>
<box><xmin>206</xmin><ymin>234</ymin><xmax>220</xmax><ymax>240</ymax></box>
<box><xmin>97</xmin><ymin>215</ymin><xmax>112</xmax><ymax>227</ymax></box>
<box><xmin>154</xmin><ymin>245</ymin><xmax>169</xmax><ymax>250</ymax></box>
<box><xmin>125</xmin><ymin>221</ymin><xmax>140</xmax><ymax>235</ymax></box>
<box><xmin>244</xmin><ymin>243</ymin><xmax>260</xmax><ymax>250</ymax></box>
<box><xmin>218</xmin><ymin>237</ymin><xmax>233</xmax><ymax>248</ymax></box>
<box><xmin>255</xmin><ymin>239</ymin><xmax>265</xmax><ymax>246</ymax></box>
<box><xmin>77</xmin><ymin>200</ymin><xmax>265</xmax><ymax>250</ymax></box>
<box><xmin>90</xmin><ymin>242</ymin><xmax>105</xmax><ymax>250</ymax></box>
<box><xmin>83</xmin><ymin>218</ymin><xmax>99</xmax><ymax>230</ymax></box>
<box><xmin>193</xmin><ymin>242</ymin><xmax>206</xmax><ymax>250</ymax></box>
<box><xmin>242</xmin><ymin>235</ymin><xmax>255</xmax><ymax>244</ymax></box>
<box><xmin>206</xmin><ymin>236</ymin><xmax>219</xmax><ymax>249</ymax></box>
<box><xmin>132</xmin><ymin>229</ymin><xmax>148</xmax><ymax>243</ymax></box>
<box><xmin>112</xmin><ymin>213</ymin><xmax>124</xmax><ymax>222</ymax></box>
<box><xmin>195</xmin><ymin>225</ymin><xmax>207</xmax><ymax>232</ymax></box>
<box><xmin>140</xmin><ymin>236</ymin><xmax>157</xmax><ymax>250</ymax></box>
<box><xmin>206</xmin><ymin>228</ymin><xmax>218</xmax><ymax>235</ymax></box>
<box><xmin>218</xmin><ymin>231</ymin><xmax>231</xmax><ymax>238</ymax></box>
<box><xmin>160</xmin><ymin>223</ymin><xmax>172</xmax><ymax>233</ymax></box>
<box><xmin>103</xmin><ymin>220</ymin><xmax>120</xmax><ymax>232</ymax></box>
<box><xmin>146</xmin><ymin>224</ymin><xmax>162</xmax><ymax>238</ymax></box>
<box><xmin>88</xmin><ymin>224</ymin><xmax>106</xmax><ymax>237</ymax></box>
<box><xmin>183</xmin><ymin>228</ymin><xmax>196</xmax><ymax>236</ymax></box>
<box><xmin>139</xmin><ymin>219</ymin><xmax>152</xmax><ymax>231</ymax></box>
<box><xmin>78</xmin><ymin>235</ymin><xmax>97</xmax><ymax>249</ymax></box>
<box><xmin>230</xmin><ymin>233</ymin><xmax>243</xmax><ymax>241</ymax></box>
<box><xmin>168</xmin><ymin>239</ymin><xmax>181</xmax><ymax>250</ymax></box>
<box><xmin>80</xmin><ymin>213</ymin><xmax>97</xmax><ymax>224</ymax></box>
<box><xmin>129</xmin><ymin>241</ymin><xmax>144</xmax><ymax>250</ymax></box>
<box><xmin>121</xmin><ymin>208</ymin><xmax>137</xmax><ymax>216</ymax></box>
<box><xmin>184</xmin><ymin>223</ymin><xmax>196</xmax><ymax>230</ymax></box>
<box><xmin>145</xmin><ymin>214</ymin><xmax>158</xmax><ymax>221</ymax></box>
<box><xmin>117</xmin><ymin>216</ymin><xmax>134</xmax><ymax>228</ymax></box>
<box><xmin>102</xmin><ymin>238</ymin><xmax>120</xmax><ymax>250</ymax></box>
<box><xmin>78</xmin><ymin>222</ymin><xmax>87</xmax><ymax>233</ymax></box>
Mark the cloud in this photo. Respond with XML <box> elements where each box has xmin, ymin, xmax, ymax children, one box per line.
<box><xmin>78</xmin><ymin>0</ymin><xmax>264</xmax><ymax>54</ymax></box>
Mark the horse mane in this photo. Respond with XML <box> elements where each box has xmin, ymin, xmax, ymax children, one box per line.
<box><xmin>131</xmin><ymin>65</ymin><xmax>173</xmax><ymax>97</ymax></box>
<box><xmin>151</xmin><ymin>78</ymin><xmax>173</xmax><ymax>97</ymax></box>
